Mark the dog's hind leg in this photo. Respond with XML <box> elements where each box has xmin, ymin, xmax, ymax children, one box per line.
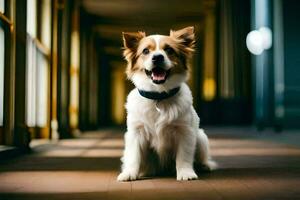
<box><xmin>194</xmin><ymin>129</ymin><xmax>217</xmax><ymax>171</ymax></box>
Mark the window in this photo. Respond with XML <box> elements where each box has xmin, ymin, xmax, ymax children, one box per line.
<box><xmin>36</xmin><ymin>49</ymin><xmax>49</xmax><ymax>127</ymax></box>
<box><xmin>0</xmin><ymin>0</ymin><xmax>4</xmax><ymax>13</ymax></box>
<box><xmin>26</xmin><ymin>37</ymin><xmax>37</xmax><ymax>127</ymax></box>
<box><xmin>0</xmin><ymin>0</ymin><xmax>12</xmax><ymax>144</ymax></box>
<box><xmin>26</xmin><ymin>0</ymin><xmax>50</xmax><ymax>129</ymax></box>
<box><xmin>26</xmin><ymin>36</ymin><xmax>49</xmax><ymax>128</ymax></box>
<box><xmin>27</xmin><ymin>0</ymin><xmax>37</xmax><ymax>37</ymax></box>
<box><xmin>0</xmin><ymin>26</ymin><xmax>4</xmax><ymax>126</ymax></box>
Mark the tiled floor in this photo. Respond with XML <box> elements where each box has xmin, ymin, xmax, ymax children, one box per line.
<box><xmin>0</xmin><ymin>128</ymin><xmax>300</xmax><ymax>200</ymax></box>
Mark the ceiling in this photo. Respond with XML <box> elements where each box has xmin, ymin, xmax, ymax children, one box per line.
<box><xmin>81</xmin><ymin>0</ymin><xmax>214</xmax><ymax>65</ymax></box>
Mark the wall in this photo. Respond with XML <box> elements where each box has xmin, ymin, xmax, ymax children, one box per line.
<box><xmin>283</xmin><ymin>0</ymin><xmax>300</xmax><ymax>127</ymax></box>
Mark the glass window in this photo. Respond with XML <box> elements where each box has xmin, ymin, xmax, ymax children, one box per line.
<box><xmin>27</xmin><ymin>0</ymin><xmax>37</xmax><ymax>37</ymax></box>
<box><xmin>26</xmin><ymin>0</ymin><xmax>50</xmax><ymax>129</ymax></box>
<box><xmin>36</xmin><ymin>51</ymin><xmax>48</xmax><ymax>127</ymax></box>
<box><xmin>26</xmin><ymin>37</ymin><xmax>37</xmax><ymax>127</ymax></box>
<box><xmin>26</xmin><ymin>37</ymin><xmax>49</xmax><ymax>127</ymax></box>
<box><xmin>0</xmin><ymin>26</ymin><xmax>4</xmax><ymax>126</ymax></box>
<box><xmin>0</xmin><ymin>0</ymin><xmax>4</xmax><ymax>13</ymax></box>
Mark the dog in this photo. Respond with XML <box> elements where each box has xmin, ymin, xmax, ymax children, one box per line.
<box><xmin>117</xmin><ymin>27</ymin><xmax>216</xmax><ymax>181</ymax></box>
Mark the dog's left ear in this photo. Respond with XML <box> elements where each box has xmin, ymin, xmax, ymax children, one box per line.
<box><xmin>170</xmin><ymin>26</ymin><xmax>195</xmax><ymax>48</ymax></box>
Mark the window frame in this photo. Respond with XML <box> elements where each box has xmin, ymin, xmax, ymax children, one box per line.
<box><xmin>0</xmin><ymin>0</ymin><xmax>15</xmax><ymax>145</ymax></box>
<box><xmin>25</xmin><ymin>0</ymin><xmax>52</xmax><ymax>139</ymax></box>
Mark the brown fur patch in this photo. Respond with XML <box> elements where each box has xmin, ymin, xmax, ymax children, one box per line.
<box><xmin>137</xmin><ymin>37</ymin><xmax>156</xmax><ymax>55</ymax></box>
<box><xmin>122</xmin><ymin>31</ymin><xmax>145</xmax><ymax>77</ymax></box>
<box><xmin>126</xmin><ymin>37</ymin><xmax>157</xmax><ymax>78</ymax></box>
<box><xmin>168</xmin><ymin>27</ymin><xmax>195</xmax><ymax>76</ymax></box>
<box><xmin>170</xmin><ymin>26</ymin><xmax>195</xmax><ymax>58</ymax></box>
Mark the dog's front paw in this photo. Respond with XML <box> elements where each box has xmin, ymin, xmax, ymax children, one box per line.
<box><xmin>177</xmin><ymin>168</ymin><xmax>198</xmax><ymax>181</ymax></box>
<box><xmin>117</xmin><ymin>171</ymin><xmax>138</xmax><ymax>181</ymax></box>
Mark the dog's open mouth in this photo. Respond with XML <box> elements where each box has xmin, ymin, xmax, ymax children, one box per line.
<box><xmin>145</xmin><ymin>67</ymin><xmax>170</xmax><ymax>84</ymax></box>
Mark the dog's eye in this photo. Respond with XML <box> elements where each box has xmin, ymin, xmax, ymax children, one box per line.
<box><xmin>142</xmin><ymin>48</ymin><xmax>150</xmax><ymax>55</ymax></box>
<box><xmin>164</xmin><ymin>46</ymin><xmax>175</xmax><ymax>54</ymax></box>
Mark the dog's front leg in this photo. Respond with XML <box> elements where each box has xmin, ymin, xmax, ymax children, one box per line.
<box><xmin>117</xmin><ymin>131</ymin><xmax>141</xmax><ymax>181</ymax></box>
<box><xmin>176</xmin><ymin>132</ymin><xmax>198</xmax><ymax>181</ymax></box>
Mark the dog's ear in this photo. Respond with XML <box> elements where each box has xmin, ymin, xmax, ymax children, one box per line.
<box><xmin>122</xmin><ymin>31</ymin><xmax>145</xmax><ymax>50</ymax></box>
<box><xmin>170</xmin><ymin>26</ymin><xmax>195</xmax><ymax>48</ymax></box>
<box><xmin>122</xmin><ymin>31</ymin><xmax>145</xmax><ymax>76</ymax></box>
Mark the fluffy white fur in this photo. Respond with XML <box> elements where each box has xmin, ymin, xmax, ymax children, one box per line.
<box><xmin>118</xmin><ymin>27</ymin><xmax>216</xmax><ymax>181</ymax></box>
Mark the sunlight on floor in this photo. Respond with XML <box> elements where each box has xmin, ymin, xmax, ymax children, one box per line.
<box><xmin>1</xmin><ymin>129</ymin><xmax>300</xmax><ymax>199</ymax></box>
<box><xmin>31</xmin><ymin>136</ymin><xmax>300</xmax><ymax>158</ymax></box>
<box><xmin>0</xmin><ymin>171</ymin><xmax>114</xmax><ymax>193</ymax></box>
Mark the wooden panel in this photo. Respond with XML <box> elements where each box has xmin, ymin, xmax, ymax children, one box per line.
<box><xmin>14</xmin><ymin>0</ymin><xmax>30</xmax><ymax>148</ymax></box>
<box><xmin>56</xmin><ymin>0</ymin><xmax>72</xmax><ymax>138</ymax></box>
<box><xmin>0</xmin><ymin>127</ymin><xmax>3</xmax><ymax>144</ymax></box>
<box><xmin>3</xmin><ymin>0</ymin><xmax>15</xmax><ymax>146</ymax></box>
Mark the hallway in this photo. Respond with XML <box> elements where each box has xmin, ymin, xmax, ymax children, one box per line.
<box><xmin>1</xmin><ymin>128</ymin><xmax>300</xmax><ymax>200</ymax></box>
<box><xmin>1</xmin><ymin>1</ymin><xmax>300</xmax><ymax>199</ymax></box>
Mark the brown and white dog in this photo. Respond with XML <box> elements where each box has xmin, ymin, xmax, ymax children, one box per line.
<box><xmin>118</xmin><ymin>27</ymin><xmax>216</xmax><ymax>181</ymax></box>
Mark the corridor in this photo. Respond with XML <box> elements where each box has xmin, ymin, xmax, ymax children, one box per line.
<box><xmin>1</xmin><ymin>0</ymin><xmax>300</xmax><ymax>199</ymax></box>
<box><xmin>1</xmin><ymin>128</ymin><xmax>300</xmax><ymax>200</ymax></box>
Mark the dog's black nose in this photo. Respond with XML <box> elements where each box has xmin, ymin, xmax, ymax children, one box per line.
<box><xmin>152</xmin><ymin>54</ymin><xmax>164</xmax><ymax>65</ymax></box>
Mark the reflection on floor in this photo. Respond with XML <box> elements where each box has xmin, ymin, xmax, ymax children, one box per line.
<box><xmin>1</xmin><ymin>127</ymin><xmax>300</xmax><ymax>200</ymax></box>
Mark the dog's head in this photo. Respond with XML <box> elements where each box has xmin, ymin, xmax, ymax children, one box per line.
<box><xmin>122</xmin><ymin>27</ymin><xmax>195</xmax><ymax>91</ymax></box>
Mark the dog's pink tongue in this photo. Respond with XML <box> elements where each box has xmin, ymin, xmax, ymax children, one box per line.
<box><xmin>151</xmin><ymin>68</ymin><xmax>166</xmax><ymax>81</ymax></box>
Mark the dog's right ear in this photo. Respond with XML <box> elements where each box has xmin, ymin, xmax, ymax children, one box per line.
<box><xmin>122</xmin><ymin>31</ymin><xmax>145</xmax><ymax>50</ymax></box>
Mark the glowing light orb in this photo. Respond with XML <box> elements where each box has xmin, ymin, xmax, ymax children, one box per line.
<box><xmin>246</xmin><ymin>27</ymin><xmax>272</xmax><ymax>55</ymax></box>
<box><xmin>259</xmin><ymin>27</ymin><xmax>272</xmax><ymax>50</ymax></box>
<box><xmin>246</xmin><ymin>30</ymin><xmax>264</xmax><ymax>55</ymax></box>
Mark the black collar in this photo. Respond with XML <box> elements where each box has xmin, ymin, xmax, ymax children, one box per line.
<box><xmin>138</xmin><ymin>87</ymin><xmax>180</xmax><ymax>101</ymax></box>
